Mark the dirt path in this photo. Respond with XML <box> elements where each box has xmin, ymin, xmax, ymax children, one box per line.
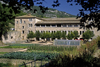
<box><xmin>0</xmin><ymin>48</ymin><xmax>27</xmax><ymax>52</ymax></box>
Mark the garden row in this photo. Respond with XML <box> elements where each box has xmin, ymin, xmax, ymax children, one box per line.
<box><xmin>0</xmin><ymin>52</ymin><xmax>59</xmax><ymax>61</ymax></box>
<box><xmin>0</xmin><ymin>44</ymin><xmax>77</xmax><ymax>52</ymax></box>
<box><xmin>27</xmin><ymin>44</ymin><xmax>77</xmax><ymax>52</ymax></box>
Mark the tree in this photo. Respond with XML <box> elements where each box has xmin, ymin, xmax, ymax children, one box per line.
<box><xmin>67</xmin><ymin>32</ymin><xmax>75</xmax><ymax>40</ymax></box>
<box><xmin>0</xmin><ymin>3</ymin><xmax>15</xmax><ymax>40</ymax></box>
<box><xmin>55</xmin><ymin>31</ymin><xmax>62</xmax><ymax>39</ymax></box>
<box><xmin>73</xmin><ymin>31</ymin><xmax>80</xmax><ymax>39</ymax></box>
<box><xmin>61</xmin><ymin>31</ymin><xmax>66</xmax><ymax>39</ymax></box>
<box><xmin>44</xmin><ymin>32</ymin><xmax>51</xmax><ymax>41</ymax></box>
<box><xmin>82</xmin><ymin>30</ymin><xmax>94</xmax><ymax>41</ymax></box>
<box><xmin>45</xmin><ymin>32</ymin><xmax>51</xmax><ymax>39</ymax></box>
<box><xmin>51</xmin><ymin>32</ymin><xmax>55</xmax><ymax>40</ymax></box>
<box><xmin>35</xmin><ymin>31</ymin><xmax>41</xmax><ymax>40</ymax></box>
<box><xmin>27</xmin><ymin>31</ymin><xmax>35</xmax><ymax>39</ymax></box>
<box><xmin>41</xmin><ymin>32</ymin><xmax>45</xmax><ymax>39</ymax></box>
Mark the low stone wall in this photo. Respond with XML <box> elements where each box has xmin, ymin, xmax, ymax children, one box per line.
<box><xmin>2</xmin><ymin>31</ymin><xmax>21</xmax><ymax>44</ymax></box>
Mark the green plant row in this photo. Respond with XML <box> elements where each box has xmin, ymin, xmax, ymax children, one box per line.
<box><xmin>0</xmin><ymin>44</ymin><xmax>36</xmax><ymax>48</ymax></box>
<box><xmin>27</xmin><ymin>44</ymin><xmax>77</xmax><ymax>52</ymax></box>
<box><xmin>0</xmin><ymin>52</ymin><xmax>59</xmax><ymax>61</ymax></box>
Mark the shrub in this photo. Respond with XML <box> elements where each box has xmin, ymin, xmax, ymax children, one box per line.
<box><xmin>45</xmin><ymin>50</ymin><xmax>100</xmax><ymax>67</ymax></box>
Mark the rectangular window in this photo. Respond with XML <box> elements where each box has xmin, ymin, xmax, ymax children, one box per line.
<box><xmin>36</xmin><ymin>25</ymin><xmax>40</xmax><ymax>27</ymax></box>
<box><xmin>83</xmin><ymin>31</ymin><xmax>84</xmax><ymax>34</ymax></box>
<box><xmin>29</xmin><ymin>18</ymin><xmax>32</xmax><ymax>21</ymax></box>
<box><xmin>74</xmin><ymin>24</ymin><xmax>78</xmax><ymax>27</ymax></box>
<box><xmin>46</xmin><ymin>24</ymin><xmax>50</xmax><ymax>27</ymax></box>
<box><xmin>22</xmin><ymin>26</ymin><xmax>24</xmax><ymax>29</ymax></box>
<box><xmin>22</xmin><ymin>30</ymin><xmax>24</xmax><ymax>34</ymax></box>
<box><xmin>16</xmin><ymin>21</ymin><xmax>18</xmax><ymax>24</ymax></box>
<box><xmin>68</xmin><ymin>24</ymin><xmax>72</xmax><ymax>27</ymax></box>
<box><xmin>62</xmin><ymin>24</ymin><xmax>66</xmax><ymax>27</ymax></box>
<box><xmin>41</xmin><ymin>25</ymin><xmax>45</xmax><ymax>27</ymax></box>
<box><xmin>80</xmin><ymin>31</ymin><xmax>81</xmax><ymax>35</ymax></box>
<box><xmin>20</xmin><ymin>19</ymin><xmax>22</xmax><ymax>23</ymax></box>
<box><xmin>31</xmin><ymin>24</ymin><xmax>33</xmax><ymax>27</ymax></box>
<box><xmin>24</xmin><ymin>21</ymin><xmax>26</xmax><ymax>23</ymax></box>
<box><xmin>57</xmin><ymin>24</ymin><xmax>61</xmax><ymax>27</ymax></box>
<box><xmin>52</xmin><ymin>25</ymin><xmax>56</xmax><ymax>27</ymax></box>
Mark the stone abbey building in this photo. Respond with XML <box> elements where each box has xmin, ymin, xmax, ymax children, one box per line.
<box><xmin>14</xmin><ymin>14</ymin><xmax>100</xmax><ymax>41</ymax></box>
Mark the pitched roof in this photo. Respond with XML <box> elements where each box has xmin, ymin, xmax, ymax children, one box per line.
<box><xmin>42</xmin><ymin>17</ymin><xmax>80</xmax><ymax>21</ymax></box>
<box><xmin>36</xmin><ymin>18</ymin><xmax>80</xmax><ymax>24</ymax></box>
<box><xmin>15</xmin><ymin>14</ymin><xmax>36</xmax><ymax>19</ymax></box>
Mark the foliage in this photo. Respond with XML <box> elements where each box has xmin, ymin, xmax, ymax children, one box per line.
<box><xmin>27</xmin><ymin>31</ymin><xmax>35</xmax><ymax>39</ymax></box>
<box><xmin>45</xmin><ymin>50</ymin><xmax>100</xmax><ymax>67</ymax></box>
<box><xmin>67</xmin><ymin>32</ymin><xmax>75</xmax><ymax>40</ymax></box>
<box><xmin>0</xmin><ymin>63</ymin><xmax>13</xmax><ymax>67</ymax></box>
<box><xmin>97</xmin><ymin>36</ymin><xmax>100</xmax><ymax>47</ymax></box>
<box><xmin>0</xmin><ymin>2</ymin><xmax>27</xmax><ymax>41</ymax></box>
<box><xmin>61</xmin><ymin>31</ymin><xmax>66</xmax><ymax>39</ymax></box>
<box><xmin>28</xmin><ymin>44</ymin><xmax>77</xmax><ymax>52</ymax></box>
<box><xmin>78</xmin><ymin>37</ymin><xmax>98</xmax><ymax>54</ymax></box>
<box><xmin>41</xmin><ymin>32</ymin><xmax>51</xmax><ymax>40</ymax></box>
<box><xmin>55</xmin><ymin>31</ymin><xmax>62</xmax><ymax>39</ymax></box>
<box><xmin>45</xmin><ymin>32</ymin><xmax>51</xmax><ymax>38</ymax></box>
<box><xmin>0</xmin><ymin>2</ymin><xmax>15</xmax><ymax>40</ymax></box>
<box><xmin>0</xmin><ymin>52</ymin><xmax>59</xmax><ymax>61</ymax></box>
<box><xmin>0</xmin><ymin>44</ymin><xmax>36</xmax><ymax>48</ymax></box>
<box><xmin>51</xmin><ymin>32</ymin><xmax>56</xmax><ymax>39</ymax></box>
<box><xmin>82</xmin><ymin>30</ymin><xmax>94</xmax><ymax>40</ymax></box>
<box><xmin>41</xmin><ymin>32</ymin><xmax>46</xmax><ymax>39</ymax></box>
<box><xmin>35</xmin><ymin>31</ymin><xmax>41</xmax><ymax>40</ymax></box>
<box><xmin>73</xmin><ymin>31</ymin><xmax>79</xmax><ymax>39</ymax></box>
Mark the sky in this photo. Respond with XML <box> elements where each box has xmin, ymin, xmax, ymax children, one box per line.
<box><xmin>34</xmin><ymin>0</ymin><xmax>90</xmax><ymax>16</ymax></box>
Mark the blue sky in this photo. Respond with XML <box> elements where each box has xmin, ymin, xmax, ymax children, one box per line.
<box><xmin>34</xmin><ymin>0</ymin><xmax>89</xmax><ymax>16</ymax></box>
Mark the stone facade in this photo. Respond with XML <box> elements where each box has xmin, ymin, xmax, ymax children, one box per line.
<box><xmin>14</xmin><ymin>14</ymin><xmax>100</xmax><ymax>41</ymax></box>
<box><xmin>2</xmin><ymin>31</ymin><xmax>21</xmax><ymax>43</ymax></box>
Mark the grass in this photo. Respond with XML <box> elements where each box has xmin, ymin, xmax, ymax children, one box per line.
<box><xmin>0</xmin><ymin>52</ymin><xmax>8</xmax><ymax>54</ymax></box>
<box><xmin>0</xmin><ymin>44</ymin><xmax>35</xmax><ymax>48</ymax></box>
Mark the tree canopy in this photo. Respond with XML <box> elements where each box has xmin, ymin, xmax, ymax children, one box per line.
<box><xmin>82</xmin><ymin>30</ymin><xmax>94</xmax><ymax>40</ymax></box>
<box><xmin>0</xmin><ymin>2</ymin><xmax>15</xmax><ymax>40</ymax></box>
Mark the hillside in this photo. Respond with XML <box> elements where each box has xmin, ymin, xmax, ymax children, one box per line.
<box><xmin>21</xmin><ymin>6</ymin><xmax>76</xmax><ymax>18</ymax></box>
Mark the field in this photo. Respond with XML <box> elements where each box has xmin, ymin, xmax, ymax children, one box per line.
<box><xmin>0</xmin><ymin>43</ymin><xmax>78</xmax><ymax>67</ymax></box>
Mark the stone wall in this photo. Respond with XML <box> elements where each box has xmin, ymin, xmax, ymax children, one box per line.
<box><xmin>2</xmin><ymin>31</ymin><xmax>21</xmax><ymax>44</ymax></box>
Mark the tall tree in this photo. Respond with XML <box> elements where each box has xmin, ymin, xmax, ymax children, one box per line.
<box><xmin>67</xmin><ymin>32</ymin><xmax>75</xmax><ymax>40</ymax></box>
<box><xmin>61</xmin><ymin>31</ymin><xmax>66</xmax><ymax>39</ymax></box>
<box><xmin>0</xmin><ymin>3</ymin><xmax>15</xmax><ymax>40</ymax></box>
<box><xmin>27</xmin><ymin>31</ymin><xmax>35</xmax><ymax>39</ymax></box>
<box><xmin>73</xmin><ymin>31</ymin><xmax>80</xmax><ymax>39</ymax></box>
<box><xmin>35</xmin><ymin>31</ymin><xmax>41</xmax><ymax>40</ymax></box>
<box><xmin>55</xmin><ymin>31</ymin><xmax>62</xmax><ymax>39</ymax></box>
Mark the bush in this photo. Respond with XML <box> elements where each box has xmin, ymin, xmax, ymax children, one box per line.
<box><xmin>78</xmin><ymin>38</ymin><xmax>98</xmax><ymax>54</ymax></box>
<box><xmin>97</xmin><ymin>36</ymin><xmax>100</xmax><ymax>47</ymax></box>
<box><xmin>45</xmin><ymin>50</ymin><xmax>100</xmax><ymax>67</ymax></box>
